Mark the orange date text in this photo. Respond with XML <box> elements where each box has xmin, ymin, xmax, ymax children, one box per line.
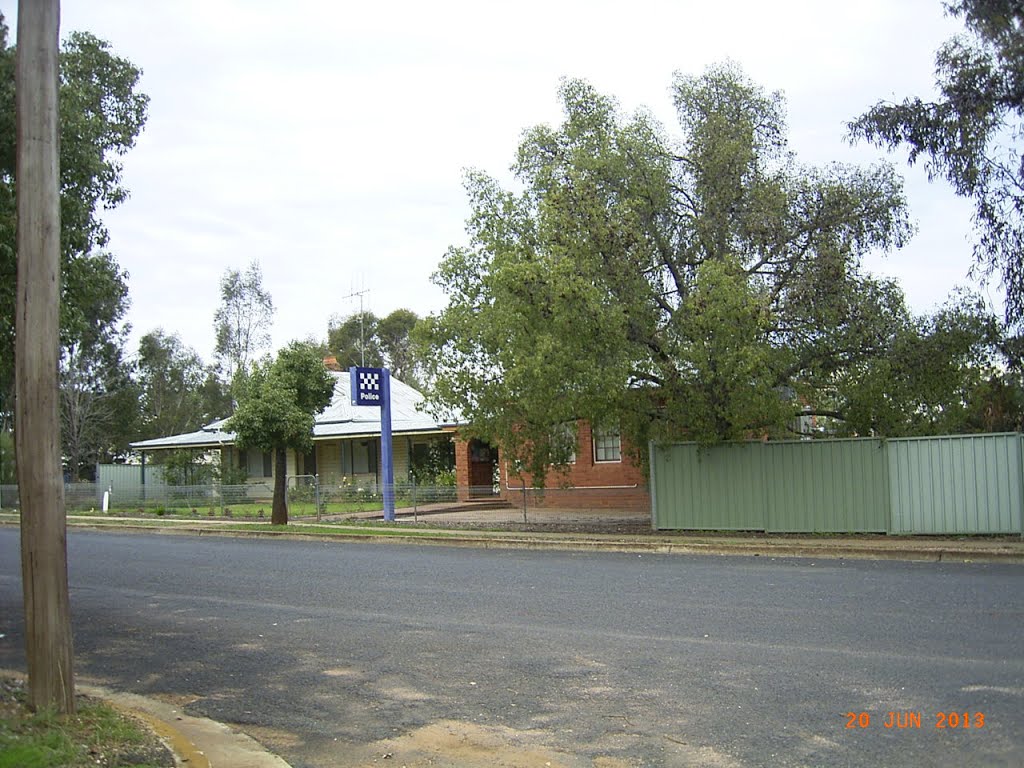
<box><xmin>844</xmin><ymin>711</ymin><xmax>986</xmax><ymax>729</ymax></box>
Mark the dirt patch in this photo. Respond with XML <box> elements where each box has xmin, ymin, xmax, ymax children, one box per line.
<box><xmin>240</xmin><ymin>722</ymin><xmax>306</xmax><ymax>750</ymax></box>
<box><xmin>320</xmin><ymin>719</ymin><xmax>586</xmax><ymax>767</ymax></box>
<box><xmin>294</xmin><ymin>718</ymin><xmax>745</xmax><ymax>767</ymax></box>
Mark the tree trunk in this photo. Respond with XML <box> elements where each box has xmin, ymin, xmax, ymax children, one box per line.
<box><xmin>16</xmin><ymin>0</ymin><xmax>75</xmax><ymax>714</ymax></box>
<box><xmin>271</xmin><ymin>445</ymin><xmax>288</xmax><ymax>525</ymax></box>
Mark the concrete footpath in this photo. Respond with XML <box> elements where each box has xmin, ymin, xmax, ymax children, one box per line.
<box><xmin>3</xmin><ymin>514</ymin><xmax>1022</xmax><ymax>767</ymax></box>
<box><xmin>93</xmin><ymin>683</ymin><xmax>293</xmax><ymax>768</ymax></box>
<box><xmin>0</xmin><ymin>669</ymin><xmax>291</xmax><ymax>768</ymax></box>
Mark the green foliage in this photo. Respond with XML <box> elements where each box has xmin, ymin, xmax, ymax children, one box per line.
<box><xmin>328</xmin><ymin>308</ymin><xmax>424</xmax><ymax>385</ymax></box>
<box><xmin>217</xmin><ymin>455</ymin><xmax>249</xmax><ymax>486</ymax></box>
<box><xmin>0</xmin><ymin>427</ymin><xmax>13</xmax><ymax>484</ymax></box>
<box><xmin>666</xmin><ymin>258</ymin><xmax>790</xmax><ymax>443</ymax></box>
<box><xmin>213</xmin><ymin>260</ymin><xmax>274</xmax><ymax>383</ymax></box>
<box><xmin>60</xmin><ymin>341</ymin><xmax>139</xmax><ymax>479</ymax></box>
<box><xmin>421</xmin><ymin>64</ymin><xmax>957</xmax><ymax>483</ymax></box>
<box><xmin>226</xmin><ymin>342</ymin><xmax>334</xmax><ymax>524</ymax></box>
<box><xmin>328</xmin><ymin>310</ymin><xmax>382</xmax><ymax>368</ymax></box>
<box><xmin>964</xmin><ymin>367</ymin><xmax>1024</xmax><ymax>431</ymax></box>
<box><xmin>286</xmin><ymin>481</ymin><xmax>318</xmax><ymax>506</ymax></box>
<box><xmin>0</xmin><ymin>18</ymin><xmax>148</xmax><ymax>417</ymax></box>
<box><xmin>0</xmin><ymin>677</ymin><xmax>167</xmax><ymax>768</ymax></box>
<box><xmin>409</xmin><ymin>437</ymin><xmax>456</xmax><ymax>484</ymax></box>
<box><xmin>434</xmin><ymin>469</ymin><xmax>456</xmax><ymax>487</ymax></box>
<box><xmin>230</xmin><ymin>378</ymin><xmax>311</xmax><ymax>459</ymax></box>
<box><xmin>136</xmin><ymin>329</ymin><xmax>227</xmax><ymax>439</ymax></box>
<box><xmin>832</xmin><ymin>292</ymin><xmax>1001</xmax><ymax>436</ymax></box>
<box><xmin>850</xmin><ymin>0</ymin><xmax>1024</xmax><ymax>327</ymax></box>
<box><xmin>376</xmin><ymin>309</ymin><xmax>422</xmax><ymax>386</ymax></box>
<box><xmin>158</xmin><ymin>449</ymin><xmax>215</xmax><ymax>486</ymax></box>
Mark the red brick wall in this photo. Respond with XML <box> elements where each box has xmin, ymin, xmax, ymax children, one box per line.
<box><xmin>453</xmin><ymin>436</ymin><xmax>473</xmax><ymax>502</ymax></box>
<box><xmin>497</xmin><ymin>421</ymin><xmax>650</xmax><ymax>511</ymax></box>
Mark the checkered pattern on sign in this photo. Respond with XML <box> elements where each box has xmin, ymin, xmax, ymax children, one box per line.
<box><xmin>360</xmin><ymin>371</ymin><xmax>380</xmax><ymax>391</ymax></box>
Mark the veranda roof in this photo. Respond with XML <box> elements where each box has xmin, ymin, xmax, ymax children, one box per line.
<box><xmin>129</xmin><ymin>372</ymin><xmax>451</xmax><ymax>451</ymax></box>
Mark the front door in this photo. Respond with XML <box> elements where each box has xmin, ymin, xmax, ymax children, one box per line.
<box><xmin>468</xmin><ymin>439</ymin><xmax>497</xmax><ymax>497</ymax></box>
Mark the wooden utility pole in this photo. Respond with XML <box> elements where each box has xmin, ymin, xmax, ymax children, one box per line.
<box><xmin>16</xmin><ymin>0</ymin><xmax>75</xmax><ymax>713</ymax></box>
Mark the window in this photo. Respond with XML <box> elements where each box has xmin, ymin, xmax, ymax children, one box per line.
<box><xmin>239</xmin><ymin>449</ymin><xmax>273</xmax><ymax>478</ymax></box>
<box><xmin>593</xmin><ymin>426</ymin><xmax>621</xmax><ymax>463</ymax></box>
<box><xmin>342</xmin><ymin>439</ymin><xmax>377</xmax><ymax>475</ymax></box>
<box><xmin>298</xmin><ymin>450</ymin><xmax>317</xmax><ymax>476</ymax></box>
<box><xmin>550</xmin><ymin>423</ymin><xmax>576</xmax><ymax>464</ymax></box>
<box><xmin>352</xmin><ymin>441</ymin><xmax>371</xmax><ymax>474</ymax></box>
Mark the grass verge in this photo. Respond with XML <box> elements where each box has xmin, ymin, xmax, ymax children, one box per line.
<box><xmin>216</xmin><ymin>523</ymin><xmax>466</xmax><ymax>537</ymax></box>
<box><xmin>0</xmin><ymin>677</ymin><xmax>173</xmax><ymax>767</ymax></box>
<box><xmin>62</xmin><ymin>497</ymin><xmax>442</xmax><ymax>520</ymax></box>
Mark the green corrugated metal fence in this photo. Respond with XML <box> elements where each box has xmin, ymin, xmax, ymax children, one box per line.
<box><xmin>650</xmin><ymin>433</ymin><xmax>1024</xmax><ymax>534</ymax></box>
<box><xmin>886</xmin><ymin>434</ymin><xmax>1024</xmax><ymax>534</ymax></box>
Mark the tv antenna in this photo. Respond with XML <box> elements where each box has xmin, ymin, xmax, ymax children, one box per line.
<box><xmin>341</xmin><ymin>288</ymin><xmax>370</xmax><ymax>366</ymax></box>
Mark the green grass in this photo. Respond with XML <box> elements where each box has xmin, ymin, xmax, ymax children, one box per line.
<box><xmin>65</xmin><ymin>498</ymin><xmax>404</xmax><ymax>519</ymax></box>
<box><xmin>217</xmin><ymin>523</ymin><xmax>464</xmax><ymax>537</ymax></box>
<box><xmin>33</xmin><ymin>515</ymin><xmax>472</xmax><ymax>537</ymax></box>
<box><xmin>60</xmin><ymin>495</ymin><xmax>444</xmax><ymax>520</ymax></box>
<box><xmin>0</xmin><ymin>678</ymin><xmax>171</xmax><ymax>767</ymax></box>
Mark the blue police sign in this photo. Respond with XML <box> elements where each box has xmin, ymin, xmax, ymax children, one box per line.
<box><xmin>351</xmin><ymin>366</ymin><xmax>384</xmax><ymax>406</ymax></box>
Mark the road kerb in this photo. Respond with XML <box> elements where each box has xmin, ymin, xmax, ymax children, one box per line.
<box><xmin>80</xmin><ymin>682</ymin><xmax>293</xmax><ymax>768</ymax></box>
<box><xmin>2</xmin><ymin>514</ymin><xmax>1022</xmax><ymax>563</ymax></box>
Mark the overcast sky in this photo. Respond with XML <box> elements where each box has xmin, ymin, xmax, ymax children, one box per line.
<box><xmin>2</xmin><ymin>1</ymin><xmax>993</xmax><ymax>364</ymax></box>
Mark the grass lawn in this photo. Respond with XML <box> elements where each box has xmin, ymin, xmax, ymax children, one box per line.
<box><xmin>0</xmin><ymin>677</ymin><xmax>173</xmax><ymax>768</ymax></box>
<box><xmin>66</xmin><ymin>498</ymin><xmax>416</xmax><ymax>519</ymax></box>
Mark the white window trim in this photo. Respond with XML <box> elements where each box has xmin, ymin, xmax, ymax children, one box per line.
<box><xmin>593</xmin><ymin>426</ymin><xmax>622</xmax><ymax>463</ymax></box>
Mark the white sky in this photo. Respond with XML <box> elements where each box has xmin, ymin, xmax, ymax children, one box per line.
<box><xmin>2</xmin><ymin>0</ymin><xmax>995</xmax><ymax>363</ymax></box>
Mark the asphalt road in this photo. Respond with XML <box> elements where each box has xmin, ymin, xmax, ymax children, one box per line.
<box><xmin>0</xmin><ymin>528</ymin><xmax>1021</xmax><ymax>767</ymax></box>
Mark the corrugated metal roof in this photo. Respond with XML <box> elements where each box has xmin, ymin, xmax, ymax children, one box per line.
<box><xmin>130</xmin><ymin>425</ymin><xmax>237</xmax><ymax>451</ymax></box>
<box><xmin>130</xmin><ymin>371</ymin><xmax>452</xmax><ymax>451</ymax></box>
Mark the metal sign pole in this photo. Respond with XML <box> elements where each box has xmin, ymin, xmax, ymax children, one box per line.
<box><xmin>350</xmin><ymin>365</ymin><xmax>395</xmax><ymax>522</ymax></box>
<box><xmin>380</xmin><ymin>370</ymin><xmax>395</xmax><ymax>522</ymax></box>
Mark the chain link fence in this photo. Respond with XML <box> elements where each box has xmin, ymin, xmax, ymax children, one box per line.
<box><xmin>0</xmin><ymin>482</ymin><xmax>268</xmax><ymax>515</ymax></box>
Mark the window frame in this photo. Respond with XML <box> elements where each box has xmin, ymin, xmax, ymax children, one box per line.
<box><xmin>592</xmin><ymin>425</ymin><xmax>622</xmax><ymax>463</ymax></box>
